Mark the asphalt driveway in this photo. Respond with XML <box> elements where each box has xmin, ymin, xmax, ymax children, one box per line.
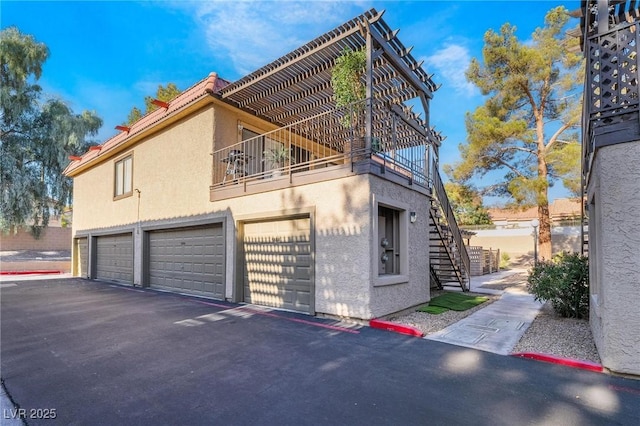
<box><xmin>1</xmin><ymin>278</ymin><xmax>639</xmax><ymax>425</ymax></box>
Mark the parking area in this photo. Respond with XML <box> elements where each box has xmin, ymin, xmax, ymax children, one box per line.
<box><xmin>2</xmin><ymin>278</ymin><xmax>639</xmax><ymax>425</ymax></box>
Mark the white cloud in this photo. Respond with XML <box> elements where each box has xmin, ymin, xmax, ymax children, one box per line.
<box><xmin>425</xmin><ymin>43</ymin><xmax>478</xmax><ymax>97</ymax></box>
<box><xmin>183</xmin><ymin>1</ymin><xmax>361</xmax><ymax>76</ymax></box>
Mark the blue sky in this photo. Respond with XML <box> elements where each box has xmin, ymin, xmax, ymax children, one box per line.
<box><xmin>2</xmin><ymin>0</ymin><xmax>578</xmax><ymax>204</ymax></box>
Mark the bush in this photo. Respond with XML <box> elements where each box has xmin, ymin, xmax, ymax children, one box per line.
<box><xmin>527</xmin><ymin>252</ymin><xmax>589</xmax><ymax>319</ymax></box>
<box><xmin>500</xmin><ymin>252</ymin><xmax>510</xmax><ymax>269</ymax></box>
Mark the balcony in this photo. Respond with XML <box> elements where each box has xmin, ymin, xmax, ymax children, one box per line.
<box><xmin>210</xmin><ymin>100</ymin><xmax>437</xmax><ymax>201</ymax></box>
<box><xmin>582</xmin><ymin>1</ymin><xmax>640</xmax><ymax>177</ymax></box>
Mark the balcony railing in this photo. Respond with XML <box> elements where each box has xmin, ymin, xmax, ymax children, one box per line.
<box><xmin>582</xmin><ymin>12</ymin><xmax>640</xmax><ymax>198</ymax></box>
<box><xmin>583</xmin><ymin>16</ymin><xmax>640</xmax><ymax>159</ymax></box>
<box><xmin>211</xmin><ymin>100</ymin><xmax>432</xmax><ymax>191</ymax></box>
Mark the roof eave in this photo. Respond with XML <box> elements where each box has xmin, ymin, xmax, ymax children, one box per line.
<box><xmin>64</xmin><ymin>93</ymin><xmax>216</xmax><ymax>177</ymax></box>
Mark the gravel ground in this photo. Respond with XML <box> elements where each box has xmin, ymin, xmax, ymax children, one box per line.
<box><xmin>389</xmin><ymin>272</ymin><xmax>601</xmax><ymax>364</ymax></box>
<box><xmin>388</xmin><ymin>291</ymin><xmax>499</xmax><ymax>335</ymax></box>
<box><xmin>513</xmin><ymin>301</ymin><xmax>600</xmax><ymax>363</ymax></box>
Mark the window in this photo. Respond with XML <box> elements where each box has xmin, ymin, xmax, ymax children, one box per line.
<box><xmin>378</xmin><ymin>205</ymin><xmax>401</xmax><ymax>275</ymax></box>
<box><xmin>241</xmin><ymin>127</ymin><xmax>311</xmax><ymax>176</ymax></box>
<box><xmin>114</xmin><ymin>155</ymin><xmax>133</xmax><ymax>198</ymax></box>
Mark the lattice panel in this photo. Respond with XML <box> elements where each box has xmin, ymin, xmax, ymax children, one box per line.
<box><xmin>588</xmin><ymin>21</ymin><xmax>640</xmax><ymax>126</ymax></box>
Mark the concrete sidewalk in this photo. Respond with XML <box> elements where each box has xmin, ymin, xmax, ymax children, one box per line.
<box><xmin>426</xmin><ymin>269</ymin><xmax>544</xmax><ymax>355</ymax></box>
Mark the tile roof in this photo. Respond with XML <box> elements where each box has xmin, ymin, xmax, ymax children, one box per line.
<box><xmin>63</xmin><ymin>73</ymin><xmax>230</xmax><ymax>176</ymax></box>
<box><xmin>488</xmin><ymin>198</ymin><xmax>582</xmax><ymax>222</ymax></box>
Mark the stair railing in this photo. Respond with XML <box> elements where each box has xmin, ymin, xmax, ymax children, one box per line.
<box><xmin>431</xmin><ymin>163</ymin><xmax>470</xmax><ymax>288</ymax></box>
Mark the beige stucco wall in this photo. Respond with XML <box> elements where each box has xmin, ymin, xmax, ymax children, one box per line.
<box><xmin>213</xmin><ymin>174</ymin><xmax>372</xmax><ymax>318</ymax></box>
<box><xmin>588</xmin><ymin>141</ymin><xmax>640</xmax><ymax>376</ymax></box>
<box><xmin>369</xmin><ymin>176</ymin><xmax>430</xmax><ymax>318</ymax></box>
<box><xmin>469</xmin><ymin>232</ymin><xmax>581</xmax><ymax>261</ymax></box>
<box><xmin>213</xmin><ymin>101</ymin><xmax>282</xmax><ymax>151</ymax></box>
<box><xmin>72</xmin><ymin>106</ymin><xmax>216</xmax><ymax>232</ymax></box>
<box><xmin>71</xmin><ymin>100</ymin><xmax>431</xmax><ymax>321</ymax></box>
<box><xmin>212</xmin><ymin>173</ymin><xmax>430</xmax><ymax>320</ymax></box>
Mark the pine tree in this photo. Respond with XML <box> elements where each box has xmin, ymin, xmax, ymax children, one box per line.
<box><xmin>449</xmin><ymin>6</ymin><xmax>583</xmax><ymax>259</ymax></box>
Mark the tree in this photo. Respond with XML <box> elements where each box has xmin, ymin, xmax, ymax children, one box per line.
<box><xmin>125</xmin><ymin>83</ymin><xmax>180</xmax><ymax>125</ymax></box>
<box><xmin>448</xmin><ymin>6</ymin><xmax>582</xmax><ymax>259</ymax></box>
<box><xmin>1</xmin><ymin>27</ymin><xmax>102</xmax><ymax>236</ymax></box>
<box><xmin>444</xmin><ymin>182</ymin><xmax>493</xmax><ymax>226</ymax></box>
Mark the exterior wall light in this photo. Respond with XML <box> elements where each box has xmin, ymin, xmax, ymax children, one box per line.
<box><xmin>410</xmin><ymin>211</ymin><xmax>417</xmax><ymax>223</ymax></box>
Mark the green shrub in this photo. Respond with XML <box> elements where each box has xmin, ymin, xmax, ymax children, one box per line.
<box><xmin>527</xmin><ymin>252</ymin><xmax>589</xmax><ymax>319</ymax></box>
<box><xmin>499</xmin><ymin>252</ymin><xmax>510</xmax><ymax>269</ymax></box>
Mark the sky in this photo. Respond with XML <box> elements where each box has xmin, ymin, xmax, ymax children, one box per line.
<box><xmin>2</xmin><ymin>0</ymin><xmax>579</xmax><ymax>204</ymax></box>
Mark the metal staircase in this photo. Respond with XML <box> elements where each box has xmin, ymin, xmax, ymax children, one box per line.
<box><xmin>429</xmin><ymin>168</ymin><xmax>470</xmax><ymax>291</ymax></box>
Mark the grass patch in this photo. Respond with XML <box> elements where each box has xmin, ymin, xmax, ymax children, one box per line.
<box><xmin>419</xmin><ymin>292</ymin><xmax>489</xmax><ymax>314</ymax></box>
<box><xmin>416</xmin><ymin>305</ymin><xmax>450</xmax><ymax>315</ymax></box>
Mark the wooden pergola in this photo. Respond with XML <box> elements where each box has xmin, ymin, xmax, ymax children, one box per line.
<box><xmin>217</xmin><ymin>8</ymin><xmax>442</xmax><ymax>152</ymax></box>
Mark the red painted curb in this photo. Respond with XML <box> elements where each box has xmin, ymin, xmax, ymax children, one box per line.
<box><xmin>0</xmin><ymin>270</ymin><xmax>63</xmax><ymax>276</ymax></box>
<box><xmin>369</xmin><ymin>319</ymin><xmax>425</xmax><ymax>337</ymax></box>
<box><xmin>511</xmin><ymin>352</ymin><xmax>603</xmax><ymax>373</ymax></box>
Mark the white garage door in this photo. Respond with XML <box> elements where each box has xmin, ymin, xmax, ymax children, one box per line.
<box><xmin>243</xmin><ymin>217</ymin><xmax>313</xmax><ymax>314</ymax></box>
<box><xmin>96</xmin><ymin>233</ymin><xmax>133</xmax><ymax>284</ymax></box>
<box><xmin>148</xmin><ymin>225</ymin><xmax>225</xmax><ymax>299</ymax></box>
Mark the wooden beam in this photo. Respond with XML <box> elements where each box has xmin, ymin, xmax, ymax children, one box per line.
<box><xmin>366</xmin><ymin>23</ymin><xmax>373</xmax><ymax>150</ymax></box>
<box><xmin>410</xmin><ymin>59</ymin><xmax>424</xmax><ymax>71</ymax></box>
<box><xmin>271</xmin><ymin>94</ymin><xmax>334</xmax><ymax>123</ymax></box>
<box><xmin>384</xmin><ymin>29</ymin><xmax>400</xmax><ymax>42</ymax></box>
<box><xmin>391</xmin><ymin>104</ymin><xmax>427</xmax><ymax>138</ymax></box>
<box><xmin>255</xmin><ymin>79</ymin><xmax>332</xmax><ymax>116</ymax></box>
<box><xmin>367</xmin><ymin>25</ymin><xmax>433</xmax><ymax>100</ymax></box>
<box><xmin>419</xmin><ymin>92</ymin><xmax>430</xmax><ymax>129</ymax></box>
<box><xmin>221</xmin><ymin>10</ymin><xmax>383</xmax><ymax>99</ymax></box>
<box><xmin>238</xmin><ymin>58</ymin><xmax>334</xmax><ymax>109</ymax></box>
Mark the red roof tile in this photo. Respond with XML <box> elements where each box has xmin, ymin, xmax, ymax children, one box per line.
<box><xmin>64</xmin><ymin>73</ymin><xmax>230</xmax><ymax>176</ymax></box>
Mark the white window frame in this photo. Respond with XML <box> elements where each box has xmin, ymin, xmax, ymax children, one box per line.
<box><xmin>114</xmin><ymin>154</ymin><xmax>133</xmax><ymax>199</ymax></box>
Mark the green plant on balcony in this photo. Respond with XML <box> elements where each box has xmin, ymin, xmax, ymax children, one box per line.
<box><xmin>264</xmin><ymin>145</ymin><xmax>293</xmax><ymax>170</ymax></box>
<box><xmin>331</xmin><ymin>48</ymin><xmax>366</xmax><ymax>132</ymax></box>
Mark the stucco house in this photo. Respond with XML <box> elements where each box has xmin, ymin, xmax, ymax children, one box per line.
<box><xmin>579</xmin><ymin>0</ymin><xmax>640</xmax><ymax>376</ymax></box>
<box><xmin>63</xmin><ymin>10</ymin><xmax>468</xmax><ymax>321</ymax></box>
<box><xmin>487</xmin><ymin>198</ymin><xmax>582</xmax><ymax>228</ymax></box>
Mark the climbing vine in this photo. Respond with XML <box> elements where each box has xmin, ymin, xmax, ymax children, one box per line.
<box><xmin>331</xmin><ymin>48</ymin><xmax>366</xmax><ymax>108</ymax></box>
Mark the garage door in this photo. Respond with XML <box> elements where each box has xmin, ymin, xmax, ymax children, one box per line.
<box><xmin>75</xmin><ymin>237</ymin><xmax>88</xmax><ymax>278</ymax></box>
<box><xmin>148</xmin><ymin>225</ymin><xmax>225</xmax><ymax>299</ymax></box>
<box><xmin>243</xmin><ymin>217</ymin><xmax>313</xmax><ymax>314</ymax></box>
<box><xmin>96</xmin><ymin>233</ymin><xmax>133</xmax><ymax>284</ymax></box>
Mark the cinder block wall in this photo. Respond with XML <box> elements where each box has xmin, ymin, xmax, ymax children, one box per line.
<box><xmin>0</xmin><ymin>227</ymin><xmax>72</xmax><ymax>251</ymax></box>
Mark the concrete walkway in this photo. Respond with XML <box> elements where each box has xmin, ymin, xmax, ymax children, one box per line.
<box><xmin>426</xmin><ymin>269</ymin><xmax>544</xmax><ymax>355</ymax></box>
